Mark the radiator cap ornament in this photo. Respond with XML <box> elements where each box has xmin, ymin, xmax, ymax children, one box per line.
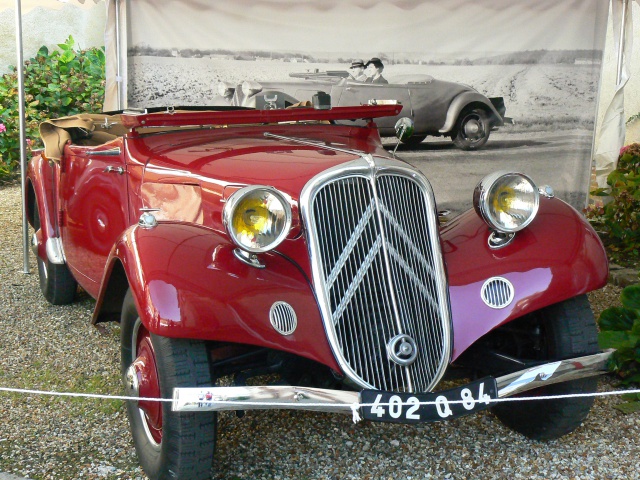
<box><xmin>387</xmin><ymin>334</ymin><xmax>418</xmax><ymax>366</ymax></box>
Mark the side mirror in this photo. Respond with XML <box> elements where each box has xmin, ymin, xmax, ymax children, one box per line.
<box><xmin>392</xmin><ymin>118</ymin><xmax>415</xmax><ymax>156</ymax></box>
<box><xmin>394</xmin><ymin>117</ymin><xmax>415</xmax><ymax>142</ymax></box>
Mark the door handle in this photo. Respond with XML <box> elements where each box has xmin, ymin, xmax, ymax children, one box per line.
<box><xmin>104</xmin><ymin>166</ymin><xmax>125</xmax><ymax>175</ymax></box>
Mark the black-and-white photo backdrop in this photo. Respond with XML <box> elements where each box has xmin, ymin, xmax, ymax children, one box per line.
<box><xmin>111</xmin><ymin>0</ymin><xmax>610</xmax><ymax>215</ymax></box>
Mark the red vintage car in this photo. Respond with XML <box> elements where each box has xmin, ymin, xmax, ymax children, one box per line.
<box><xmin>27</xmin><ymin>104</ymin><xmax>610</xmax><ymax>480</ymax></box>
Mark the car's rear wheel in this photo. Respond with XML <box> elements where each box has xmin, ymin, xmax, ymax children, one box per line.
<box><xmin>121</xmin><ymin>289</ymin><xmax>217</xmax><ymax>480</ymax></box>
<box><xmin>452</xmin><ymin>107</ymin><xmax>490</xmax><ymax>150</ymax></box>
<box><xmin>33</xmin><ymin>200</ymin><xmax>77</xmax><ymax>305</ymax></box>
<box><xmin>491</xmin><ymin>295</ymin><xmax>599</xmax><ymax>440</ymax></box>
<box><xmin>400</xmin><ymin>134</ymin><xmax>427</xmax><ymax>146</ymax></box>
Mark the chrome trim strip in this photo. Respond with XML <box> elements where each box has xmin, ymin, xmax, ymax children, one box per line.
<box><xmin>173</xmin><ymin>386</ymin><xmax>359</xmax><ymax>413</ymax></box>
<box><xmin>31</xmin><ymin>233</ymin><xmax>38</xmax><ymax>256</ymax></box>
<box><xmin>496</xmin><ymin>350</ymin><xmax>613</xmax><ymax>397</ymax></box>
<box><xmin>89</xmin><ymin>148</ymin><xmax>121</xmax><ymax>157</ymax></box>
<box><xmin>264</xmin><ymin>132</ymin><xmax>366</xmax><ymax>157</ymax></box>
<box><xmin>325</xmin><ymin>198</ymin><xmax>377</xmax><ymax>290</ymax></box>
<box><xmin>46</xmin><ymin>237</ymin><xmax>66</xmax><ymax>265</ymax></box>
<box><xmin>172</xmin><ymin>351</ymin><xmax>614</xmax><ymax>413</ymax></box>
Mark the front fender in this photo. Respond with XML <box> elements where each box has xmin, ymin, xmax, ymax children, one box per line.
<box><xmin>93</xmin><ymin>222</ymin><xmax>340</xmax><ymax>372</ymax></box>
<box><xmin>442</xmin><ymin>197</ymin><xmax>608</xmax><ymax>360</ymax></box>
<box><xmin>439</xmin><ymin>91</ymin><xmax>502</xmax><ymax>133</ymax></box>
<box><xmin>26</xmin><ymin>154</ymin><xmax>58</xmax><ymax>262</ymax></box>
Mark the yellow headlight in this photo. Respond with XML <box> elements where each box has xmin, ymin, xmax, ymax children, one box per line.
<box><xmin>474</xmin><ymin>172</ymin><xmax>539</xmax><ymax>233</ymax></box>
<box><xmin>224</xmin><ymin>186</ymin><xmax>292</xmax><ymax>253</ymax></box>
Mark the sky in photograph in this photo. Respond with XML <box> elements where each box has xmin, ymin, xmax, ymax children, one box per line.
<box><xmin>129</xmin><ymin>0</ymin><xmax>609</xmax><ymax>57</ymax></box>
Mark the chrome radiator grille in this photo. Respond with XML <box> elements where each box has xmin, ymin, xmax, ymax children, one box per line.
<box><xmin>305</xmin><ymin>165</ymin><xmax>451</xmax><ymax>393</ymax></box>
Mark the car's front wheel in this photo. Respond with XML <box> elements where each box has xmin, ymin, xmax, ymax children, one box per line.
<box><xmin>491</xmin><ymin>295</ymin><xmax>599</xmax><ymax>440</ymax></box>
<box><xmin>452</xmin><ymin>107</ymin><xmax>490</xmax><ymax>150</ymax></box>
<box><xmin>121</xmin><ymin>289</ymin><xmax>217</xmax><ymax>480</ymax></box>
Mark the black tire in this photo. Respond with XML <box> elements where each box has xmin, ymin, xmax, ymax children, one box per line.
<box><xmin>121</xmin><ymin>290</ymin><xmax>217</xmax><ymax>480</ymax></box>
<box><xmin>400</xmin><ymin>134</ymin><xmax>427</xmax><ymax>146</ymax></box>
<box><xmin>491</xmin><ymin>295</ymin><xmax>599</xmax><ymax>440</ymax></box>
<box><xmin>452</xmin><ymin>107</ymin><xmax>491</xmax><ymax>150</ymax></box>
<box><xmin>33</xmin><ymin>200</ymin><xmax>77</xmax><ymax>305</ymax></box>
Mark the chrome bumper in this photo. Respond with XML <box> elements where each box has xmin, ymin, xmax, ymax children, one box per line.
<box><xmin>171</xmin><ymin>350</ymin><xmax>613</xmax><ymax>413</ymax></box>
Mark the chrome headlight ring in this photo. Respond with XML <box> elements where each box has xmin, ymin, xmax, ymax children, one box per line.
<box><xmin>473</xmin><ymin>171</ymin><xmax>540</xmax><ymax>234</ymax></box>
<box><xmin>223</xmin><ymin>185</ymin><xmax>292</xmax><ymax>254</ymax></box>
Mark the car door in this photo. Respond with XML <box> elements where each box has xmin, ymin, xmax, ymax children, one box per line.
<box><xmin>59</xmin><ymin>140</ymin><xmax>129</xmax><ymax>295</ymax></box>
<box><xmin>333</xmin><ymin>81</ymin><xmax>412</xmax><ymax>135</ymax></box>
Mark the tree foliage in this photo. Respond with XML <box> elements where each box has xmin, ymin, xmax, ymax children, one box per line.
<box><xmin>587</xmin><ymin>143</ymin><xmax>640</xmax><ymax>264</ymax></box>
<box><xmin>0</xmin><ymin>35</ymin><xmax>105</xmax><ymax>179</ymax></box>
<box><xmin>598</xmin><ymin>283</ymin><xmax>640</xmax><ymax>414</ymax></box>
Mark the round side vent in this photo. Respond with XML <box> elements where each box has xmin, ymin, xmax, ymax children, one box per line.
<box><xmin>481</xmin><ymin>277</ymin><xmax>514</xmax><ymax>309</ymax></box>
<box><xmin>269</xmin><ymin>302</ymin><xmax>297</xmax><ymax>336</ymax></box>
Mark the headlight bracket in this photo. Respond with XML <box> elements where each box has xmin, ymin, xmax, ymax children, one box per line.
<box><xmin>487</xmin><ymin>231</ymin><xmax>516</xmax><ymax>249</ymax></box>
<box><xmin>233</xmin><ymin>248</ymin><xmax>266</xmax><ymax>269</ymax></box>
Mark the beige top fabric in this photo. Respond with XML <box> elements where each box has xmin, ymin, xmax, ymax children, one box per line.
<box><xmin>39</xmin><ymin>113</ymin><xmax>127</xmax><ymax>162</ymax></box>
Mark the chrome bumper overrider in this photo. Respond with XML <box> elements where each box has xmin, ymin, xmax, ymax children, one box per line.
<box><xmin>171</xmin><ymin>350</ymin><xmax>613</xmax><ymax>413</ymax></box>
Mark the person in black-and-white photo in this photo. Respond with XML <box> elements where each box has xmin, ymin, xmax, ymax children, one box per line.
<box><xmin>349</xmin><ymin>59</ymin><xmax>367</xmax><ymax>81</ymax></box>
<box><xmin>365</xmin><ymin>57</ymin><xmax>388</xmax><ymax>84</ymax></box>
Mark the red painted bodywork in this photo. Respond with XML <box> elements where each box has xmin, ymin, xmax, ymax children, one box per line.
<box><xmin>132</xmin><ymin>324</ymin><xmax>162</xmax><ymax>443</ymax></box>
<box><xmin>120</xmin><ymin>104</ymin><xmax>402</xmax><ymax>130</ymax></box>
<box><xmin>100</xmin><ymin>222</ymin><xmax>340</xmax><ymax>371</ymax></box>
<box><xmin>26</xmin><ymin>154</ymin><xmax>58</xmax><ymax>261</ymax></box>
<box><xmin>440</xmin><ymin>201</ymin><xmax>608</xmax><ymax>359</ymax></box>
<box><xmin>26</xmin><ymin>106</ymin><xmax>608</xmax><ymax>374</ymax></box>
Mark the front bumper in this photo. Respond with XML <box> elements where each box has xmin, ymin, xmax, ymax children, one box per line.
<box><xmin>171</xmin><ymin>350</ymin><xmax>613</xmax><ymax>416</ymax></box>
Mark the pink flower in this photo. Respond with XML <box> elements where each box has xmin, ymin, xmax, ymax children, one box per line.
<box><xmin>0</xmin><ymin>123</ymin><xmax>6</xmax><ymax>133</ymax></box>
<box><xmin>619</xmin><ymin>145</ymin><xmax>630</xmax><ymax>156</ymax></box>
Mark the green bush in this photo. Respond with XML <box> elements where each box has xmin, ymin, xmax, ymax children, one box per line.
<box><xmin>0</xmin><ymin>35</ymin><xmax>105</xmax><ymax>179</ymax></box>
<box><xmin>598</xmin><ymin>283</ymin><xmax>640</xmax><ymax>413</ymax></box>
<box><xmin>587</xmin><ymin>143</ymin><xmax>640</xmax><ymax>263</ymax></box>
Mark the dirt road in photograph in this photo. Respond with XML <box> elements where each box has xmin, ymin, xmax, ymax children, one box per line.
<box><xmin>389</xmin><ymin>128</ymin><xmax>594</xmax><ymax>217</ymax></box>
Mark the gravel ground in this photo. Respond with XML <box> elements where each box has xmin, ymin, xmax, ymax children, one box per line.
<box><xmin>0</xmin><ymin>183</ymin><xmax>638</xmax><ymax>480</ymax></box>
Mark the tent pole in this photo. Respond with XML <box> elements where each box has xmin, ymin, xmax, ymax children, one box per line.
<box><xmin>15</xmin><ymin>0</ymin><xmax>29</xmax><ymax>274</ymax></box>
<box><xmin>616</xmin><ymin>0</ymin><xmax>628</xmax><ymax>85</ymax></box>
<box><xmin>115</xmin><ymin>0</ymin><xmax>122</xmax><ymax>109</ymax></box>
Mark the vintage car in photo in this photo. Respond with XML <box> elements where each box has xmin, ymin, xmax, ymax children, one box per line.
<box><xmin>27</xmin><ymin>102</ymin><xmax>610</xmax><ymax>480</ymax></box>
<box><xmin>216</xmin><ymin>70</ymin><xmax>509</xmax><ymax>150</ymax></box>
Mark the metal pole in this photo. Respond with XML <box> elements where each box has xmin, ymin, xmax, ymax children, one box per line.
<box><xmin>15</xmin><ymin>0</ymin><xmax>29</xmax><ymax>274</ymax></box>
<box><xmin>616</xmin><ymin>0</ymin><xmax>629</xmax><ymax>85</ymax></box>
<box><xmin>115</xmin><ymin>0</ymin><xmax>122</xmax><ymax>109</ymax></box>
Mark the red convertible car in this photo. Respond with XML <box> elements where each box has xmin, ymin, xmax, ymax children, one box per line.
<box><xmin>217</xmin><ymin>71</ymin><xmax>509</xmax><ymax>150</ymax></box>
<box><xmin>27</xmin><ymin>103</ymin><xmax>610</xmax><ymax>480</ymax></box>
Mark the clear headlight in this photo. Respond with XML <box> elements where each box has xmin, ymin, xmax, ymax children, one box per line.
<box><xmin>241</xmin><ymin>80</ymin><xmax>263</xmax><ymax>97</ymax></box>
<box><xmin>217</xmin><ymin>81</ymin><xmax>234</xmax><ymax>98</ymax></box>
<box><xmin>223</xmin><ymin>186</ymin><xmax>292</xmax><ymax>253</ymax></box>
<box><xmin>473</xmin><ymin>171</ymin><xmax>539</xmax><ymax>233</ymax></box>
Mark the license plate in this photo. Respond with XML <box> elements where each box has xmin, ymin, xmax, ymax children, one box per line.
<box><xmin>360</xmin><ymin>377</ymin><xmax>498</xmax><ymax>424</ymax></box>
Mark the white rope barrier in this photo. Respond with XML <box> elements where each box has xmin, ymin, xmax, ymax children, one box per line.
<box><xmin>1</xmin><ymin>385</ymin><xmax>638</xmax><ymax>406</ymax></box>
<box><xmin>0</xmin><ymin>386</ymin><xmax>173</xmax><ymax>403</ymax></box>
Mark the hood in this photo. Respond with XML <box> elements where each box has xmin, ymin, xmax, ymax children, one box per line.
<box><xmin>129</xmin><ymin>124</ymin><xmax>386</xmax><ymax>199</ymax></box>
